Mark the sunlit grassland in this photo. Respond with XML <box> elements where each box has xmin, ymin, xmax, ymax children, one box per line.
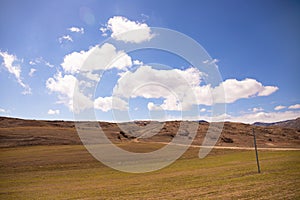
<box><xmin>1</xmin><ymin>144</ymin><xmax>299</xmax><ymax>199</ymax></box>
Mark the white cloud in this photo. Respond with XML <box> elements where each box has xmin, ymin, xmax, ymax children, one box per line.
<box><xmin>200</xmin><ymin>108</ymin><xmax>206</xmax><ymax>112</ymax></box>
<box><xmin>158</xmin><ymin>110</ymin><xmax>300</xmax><ymax>124</ymax></box>
<box><xmin>46</xmin><ymin>72</ymin><xmax>76</xmax><ymax>99</ymax></box>
<box><xmin>48</xmin><ymin>109</ymin><xmax>60</xmax><ymax>115</ymax></box>
<box><xmin>29</xmin><ymin>57</ymin><xmax>54</xmax><ymax>68</ymax></box>
<box><xmin>29</xmin><ymin>68</ymin><xmax>36</xmax><ymax>77</ymax></box>
<box><xmin>45</xmin><ymin>61</ymin><xmax>54</xmax><ymax>68</ymax></box>
<box><xmin>0</xmin><ymin>108</ymin><xmax>7</xmax><ymax>113</ymax></box>
<box><xmin>72</xmin><ymin>91</ymin><xmax>94</xmax><ymax>113</ymax></box>
<box><xmin>100</xmin><ymin>16</ymin><xmax>154</xmax><ymax>43</ymax></box>
<box><xmin>222</xmin><ymin>111</ymin><xmax>300</xmax><ymax>124</ymax></box>
<box><xmin>147</xmin><ymin>102</ymin><xmax>159</xmax><ymax>111</ymax></box>
<box><xmin>46</xmin><ymin>71</ymin><xmax>129</xmax><ymax>113</ymax></box>
<box><xmin>213</xmin><ymin>78</ymin><xmax>278</xmax><ymax>103</ymax></box>
<box><xmin>114</xmin><ymin>65</ymin><xmax>205</xmax><ymax>111</ymax></box>
<box><xmin>274</xmin><ymin>105</ymin><xmax>286</xmax><ymax>111</ymax></box>
<box><xmin>252</xmin><ymin>107</ymin><xmax>264</xmax><ymax>112</ymax></box>
<box><xmin>61</xmin><ymin>50</ymin><xmax>87</xmax><ymax>74</ymax></box>
<box><xmin>203</xmin><ymin>58</ymin><xmax>219</xmax><ymax>64</ymax></box>
<box><xmin>133</xmin><ymin>59</ymin><xmax>143</xmax><ymax>66</ymax></box>
<box><xmin>61</xmin><ymin>43</ymin><xmax>132</xmax><ymax>74</ymax></box>
<box><xmin>94</xmin><ymin>96</ymin><xmax>128</xmax><ymax>112</ymax></box>
<box><xmin>288</xmin><ymin>104</ymin><xmax>300</xmax><ymax>109</ymax></box>
<box><xmin>113</xmin><ymin>66</ymin><xmax>278</xmax><ymax>111</ymax></box>
<box><xmin>257</xmin><ymin>86</ymin><xmax>278</xmax><ymax>96</ymax></box>
<box><xmin>0</xmin><ymin>51</ymin><xmax>31</xmax><ymax>94</ymax></box>
<box><xmin>46</xmin><ymin>72</ymin><xmax>74</xmax><ymax>110</ymax></box>
<box><xmin>81</xmin><ymin>71</ymin><xmax>100</xmax><ymax>82</ymax></box>
<box><xmin>46</xmin><ymin>72</ymin><xmax>93</xmax><ymax>112</ymax></box>
<box><xmin>0</xmin><ymin>51</ymin><xmax>21</xmax><ymax>78</ymax></box>
<box><xmin>79</xmin><ymin>80</ymin><xmax>94</xmax><ymax>89</ymax></box>
<box><xmin>99</xmin><ymin>27</ymin><xmax>108</xmax><ymax>37</ymax></box>
<box><xmin>58</xmin><ymin>27</ymin><xmax>83</xmax><ymax>45</ymax></box>
<box><xmin>68</xmin><ymin>27</ymin><xmax>84</xmax><ymax>34</ymax></box>
<box><xmin>29</xmin><ymin>61</ymin><xmax>36</xmax><ymax>65</ymax></box>
<box><xmin>147</xmin><ymin>96</ymin><xmax>183</xmax><ymax>111</ymax></box>
<box><xmin>59</xmin><ymin>35</ymin><xmax>73</xmax><ymax>43</ymax></box>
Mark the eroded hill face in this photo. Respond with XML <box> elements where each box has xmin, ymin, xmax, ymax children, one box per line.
<box><xmin>0</xmin><ymin>117</ymin><xmax>299</xmax><ymax>148</ymax></box>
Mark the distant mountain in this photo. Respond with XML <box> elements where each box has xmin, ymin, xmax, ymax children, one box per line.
<box><xmin>253</xmin><ymin>117</ymin><xmax>300</xmax><ymax>130</ymax></box>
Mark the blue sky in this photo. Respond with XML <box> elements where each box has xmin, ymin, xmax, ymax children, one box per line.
<box><xmin>0</xmin><ymin>0</ymin><xmax>299</xmax><ymax>123</ymax></box>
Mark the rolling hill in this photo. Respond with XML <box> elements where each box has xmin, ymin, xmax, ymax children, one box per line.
<box><xmin>0</xmin><ymin>116</ymin><xmax>299</xmax><ymax>148</ymax></box>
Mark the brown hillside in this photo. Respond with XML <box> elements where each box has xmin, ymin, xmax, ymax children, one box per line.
<box><xmin>0</xmin><ymin>117</ymin><xmax>299</xmax><ymax>148</ymax></box>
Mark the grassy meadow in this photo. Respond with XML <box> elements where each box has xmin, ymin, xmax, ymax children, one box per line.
<box><xmin>0</xmin><ymin>144</ymin><xmax>299</xmax><ymax>199</ymax></box>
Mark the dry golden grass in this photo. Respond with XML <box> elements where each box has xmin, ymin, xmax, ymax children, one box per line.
<box><xmin>1</xmin><ymin>144</ymin><xmax>299</xmax><ymax>199</ymax></box>
<box><xmin>0</xmin><ymin>117</ymin><xmax>299</xmax><ymax>199</ymax></box>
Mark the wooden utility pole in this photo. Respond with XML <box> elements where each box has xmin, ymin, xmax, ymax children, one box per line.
<box><xmin>253</xmin><ymin>128</ymin><xmax>261</xmax><ymax>173</ymax></box>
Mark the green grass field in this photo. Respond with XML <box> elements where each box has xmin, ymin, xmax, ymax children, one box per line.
<box><xmin>1</xmin><ymin>144</ymin><xmax>299</xmax><ymax>199</ymax></box>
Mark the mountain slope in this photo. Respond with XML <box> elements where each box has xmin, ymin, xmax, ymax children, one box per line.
<box><xmin>253</xmin><ymin>117</ymin><xmax>300</xmax><ymax>130</ymax></box>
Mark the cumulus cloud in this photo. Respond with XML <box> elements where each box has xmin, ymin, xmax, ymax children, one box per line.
<box><xmin>46</xmin><ymin>72</ymin><xmax>76</xmax><ymax>99</ymax></box>
<box><xmin>114</xmin><ymin>66</ymin><xmax>203</xmax><ymax>98</ymax></box>
<box><xmin>61</xmin><ymin>43</ymin><xmax>132</xmax><ymax>74</ymax></box>
<box><xmin>0</xmin><ymin>51</ymin><xmax>31</xmax><ymax>94</ymax></box>
<box><xmin>274</xmin><ymin>105</ymin><xmax>286</xmax><ymax>111</ymax></box>
<box><xmin>100</xmin><ymin>16</ymin><xmax>154</xmax><ymax>43</ymax></box>
<box><xmin>257</xmin><ymin>86</ymin><xmax>278</xmax><ymax>96</ymax></box>
<box><xmin>68</xmin><ymin>27</ymin><xmax>84</xmax><ymax>34</ymax></box>
<box><xmin>213</xmin><ymin>78</ymin><xmax>278</xmax><ymax>103</ymax></box>
<box><xmin>114</xmin><ymin>65</ymin><xmax>205</xmax><ymax>111</ymax></box>
<box><xmin>48</xmin><ymin>109</ymin><xmax>60</xmax><ymax>115</ymax></box>
<box><xmin>46</xmin><ymin>71</ymin><xmax>130</xmax><ymax>113</ymax></box>
<box><xmin>113</xmin><ymin>66</ymin><xmax>278</xmax><ymax>111</ymax></box>
<box><xmin>61</xmin><ymin>50</ymin><xmax>87</xmax><ymax>74</ymax></box>
<box><xmin>47</xmin><ymin>43</ymin><xmax>133</xmax><ymax>113</ymax></box>
<box><xmin>288</xmin><ymin>104</ymin><xmax>300</xmax><ymax>109</ymax></box>
<box><xmin>46</xmin><ymin>62</ymin><xmax>279</xmax><ymax>116</ymax></box>
<box><xmin>29</xmin><ymin>68</ymin><xmax>36</xmax><ymax>77</ymax></box>
<box><xmin>49</xmin><ymin>64</ymin><xmax>277</xmax><ymax>113</ymax></box>
<box><xmin>94</xmin><ymin>96</ymin><xmax>128</xmax><ymax>112</ymax></box>
<box><xmin>59</xmin><ymin>35</ymin><xmax>73</xmax><ymax>43</ymax></box>
<box><xmin>46</xmin><ymin>72</ymin><xmax>93</xmax><ymax>112</ymax></box>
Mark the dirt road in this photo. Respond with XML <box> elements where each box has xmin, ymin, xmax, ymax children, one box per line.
<box><xmin>143</xmin><ymin>141</ymin><xmax>300</xmax><ymax>151</ymax></box>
